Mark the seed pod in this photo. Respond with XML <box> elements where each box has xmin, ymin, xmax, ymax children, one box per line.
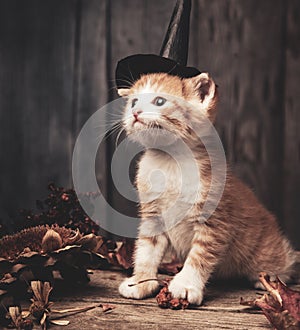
<box><xmin>77</xmin><ymin>234</ymin><xmax>103</xmax><ymax>252</ymax></box>
<box><xmin>41</xmin><ymin>229</ymin><xmax>63</xmax><ymax>253</ymax></box>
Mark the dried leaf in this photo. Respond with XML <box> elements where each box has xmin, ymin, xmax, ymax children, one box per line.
<box><xmin>259</xmin><ymin>272</ymin><xmax>283</xmax><ymax>306</ymax></box>
<box><xmin>241</xmin><ymin>272</ymin><xmax>300</xmax><ymax>330</ymax></box>
<box><xmin>64</xmin><ymin>229</ymin><xmax>82</xmax><ymax>245</ymax></box>
<box><xmin>0</xmin><ymin>225</ymin><xmax>112</xmax><ymax>309</ymax></box>
<box><xmin>0</xmin><ymin>274</ymin><xmax>17</xmax><ymax>285</ymax></box>
<box><xmin>77</xmin><ymin>234</ymin><xmax>103</xmax><ymax>252</ymax></box>
<box><xmin>112</xmin><ymin>239</ymin><xmax>134</xmax><ymax>269</ymax></box>
<box><xmin>22</xmin><ymin>311</ymin><xmax>31</xmax><ymax>318</ymax></box>
<box><xmin>42</xmin><ymin>282</ymin><xmax>52</xmax><ymax>304</ymax></box>
<box><xmin>276</xmin><ymin>277</ymin><xmax>300</xmax><ymax>322</ymax></box>
<box><xmin>9</xmin><ymin>306</ymin><xmax>21</xmax><ymax>325</ymax></box>
<box><xmin>52</xmin><ymin>245</ymin><xmax>81</xmax><ymax>254</ymax></box>
<box><xmin>8</xmin><ymin>306</ymin><xmax>34</xmax><ymax>329</ymax></box>
<box><xmin>28</xmin><ymin>282</ymin><xmax>100</xmax><ymax>327</ymax></box>
<box><xmin>40</xmin><ymin>312</ymin><xmax>47</xmax><ymax>327</ymax></box>
<box><xmin>10</xmin><ymin>264</ymin><xmax>29</xmax><ymax>275</ymax></box>
<box><xmin>31</xmin><ymin>281</ymin><xmax>44</xmax><ymax>302</ymax></box>
<box><xmin>50</xmin><ymin>319</ymin><xmax>70</xmax><ymax>326</ymax></box>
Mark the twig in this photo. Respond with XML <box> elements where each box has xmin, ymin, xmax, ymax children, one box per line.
<box><xmin>258</xmin><ymin>272</ymin><xmax>282</xmax><ymax>306</ymax></box>
<box><xmin>51</xmin><ymin>305</ymin><xmax>98</xmax><ymax>314</ymax></box>
<box><xmin>128</xmin><ymin>278</ymin><xmax>166</xmax><ymax>287</ymax></box>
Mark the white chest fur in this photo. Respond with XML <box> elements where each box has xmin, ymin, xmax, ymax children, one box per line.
<box><xmin>137</xmin><ymin>149</ymin><xmax>202</xmax><ymax>226</ymax></box>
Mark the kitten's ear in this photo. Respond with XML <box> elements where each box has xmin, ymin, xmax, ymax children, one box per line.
<box><xmin>117</xmin><ymin>88</ymin><xmax>129</xmax><ymax>97</ymax></box>
<box><xmin>191</xmin><ymin>73</ymin><xmax>216</xmax><ymax>104</ymax></box>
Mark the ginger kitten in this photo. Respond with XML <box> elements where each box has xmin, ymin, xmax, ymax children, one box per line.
<box><xmin>117</xmin><ymin>72</ymin><xmax>296</xmax><ymax>305</ymax></box>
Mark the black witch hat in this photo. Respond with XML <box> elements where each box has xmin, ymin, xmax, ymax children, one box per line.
<box><xmin>115</xmin><ymin>0</ymin><xmax>200</xmax><ymax>90</ymax></box>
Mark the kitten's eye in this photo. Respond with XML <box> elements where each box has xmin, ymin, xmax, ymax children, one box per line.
<box><xmin>153</xmin><ymin>97</ymin><xmax>166</xmax><ymax>106</ymax></box>
<box><xmin>131</xmin><ymin>98</ymin><xmax>138</xmax><ymax>108</ymax></box>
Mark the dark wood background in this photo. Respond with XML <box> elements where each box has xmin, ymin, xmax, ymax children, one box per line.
<box><xmin>0</xmin><ymin>0</ymin><xmax>299</xmax><ymax>247</ymax></box>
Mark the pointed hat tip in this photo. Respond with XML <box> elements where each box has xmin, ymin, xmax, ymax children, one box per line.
<box><xmin>159</xmin><ymin>0</ymin><xmax>192</xmax><ymax>65</ymax></box>
<box><xmin>115</xmin><ymin>0</ymin><xmax>199</xmax><ymax>89</ymax></box>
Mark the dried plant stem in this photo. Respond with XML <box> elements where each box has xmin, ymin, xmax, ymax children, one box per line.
<box><xmin>51</xmin><ymin>305</ymin><xmax>99</xmax><ymax>314</ymax></box>
<box><xmin>258</xmin><ymin>272</ymin><xmax>282</xmax><ymax>306</ymax></box>
<box><xmin>128</xmin><ymin>278</ymin><xmax>165</xmax><ymax>287</ymax></box>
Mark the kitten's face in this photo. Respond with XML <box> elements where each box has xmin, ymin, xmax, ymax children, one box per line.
<box><xmin>118</xmin><ymin>72</ymin><xmax>217</xmax><ymax>146</ymax></box>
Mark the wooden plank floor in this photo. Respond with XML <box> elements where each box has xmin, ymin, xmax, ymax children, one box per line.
<box><xmin>27</xmin><ymin>269</ymin><xmax>296</xmax><ymax>330</ymax></box>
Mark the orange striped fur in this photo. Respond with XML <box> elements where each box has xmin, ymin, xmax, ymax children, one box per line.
<box><xmin>118</xmin><ymin>73</ymin><xmax>296</xmax><ymax>304</ymax></box>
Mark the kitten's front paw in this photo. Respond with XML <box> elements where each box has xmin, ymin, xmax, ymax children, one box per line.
<box><xmin>119</xmin><ymin>276</ymin><xmax>160</xmax><ymax>299</ymax></box>
<box><xmin>168</xmin><ymin>273</ymin><xmax>204</xmax><ymax>305</ymax></box>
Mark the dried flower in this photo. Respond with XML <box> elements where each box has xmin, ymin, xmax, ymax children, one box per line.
<box><xmin>0</xmin><ymin>183</ymin><xmax>101</xmax><ymax>239</ymax></box>
<box><xmin>0</xmin><ymin>226</ymin><xmax>109</xmax><ymax>318</ymax></box>
<box><xmin>27</xmin><ymin>281</ymin><xmax>112</xmax><ymax>329</ymax></box>
<box><xmin>156</xmin><ymin>282</ymin><xmax>190</xmax><ymax>310</ymax></box>
<box><xmin>7</xmin><ymin>306</ymin><xmax>33</xmax><ymax>330</ymax></box>
<box><xmin>29</xmin><ymin>281</ymin><xmax>53</xmax><ymax>329</ymax></box>
<box><xmin>106</xmin><ymin>239</ymin><xmax>135</xmax><ymax>270</ymax></box>
<box><xmin>127</xmin><ymin>277</ymin><xmax>190</xmax><ymax>310</ymax></box>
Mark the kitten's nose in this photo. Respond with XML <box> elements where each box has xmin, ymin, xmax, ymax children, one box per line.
<box><xmin>133</xmin><ymin>109</ymin><xmax>143</xmax><ymax>119</ymax></box>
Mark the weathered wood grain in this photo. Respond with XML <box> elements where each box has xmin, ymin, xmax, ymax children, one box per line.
<box><xmin>190</xmin><ymin>0</ymin><xmax>288</xmax><ymax>231</ymax></box>
<box><xmin>105</xmin><ymin>0</ymin><xmax>145</xmax><ymax>223</ymax></box>
<box><xmin>0</xmin><ymin>0</ymin><xmax>109</xmax><ymax>233</ymax></box>
<box><xmin>283</xmin><ymin>0</ymin><xmax>300</xmax><ymax>247</ymax></box>
<box><xmin>0</xmin><ymin>0</ymin><xmax>77</xmax><ymax>226</ymax></box>
<box><xmin>70</xmin><ymin>0</ymin><xmax>108</xmax><ymax>231</ymax></box>
<box><xmin>23</xmin><ymin>270</ymin><xmax>279</xmax><ymax>330</ymax></box>
<box><xmin>13</xmin><ymin>251</ymin><xmax>300</xmax><ymax>329</ymax></box>
<box><xmin>71</xmin><ymin>0</ymin><xmax>107</xmax><ymax>132</ymax></box>
<box><xmin>106</xmin><ymin>0</ymin><xmax>175</xmax><ymax>226</ymax></box>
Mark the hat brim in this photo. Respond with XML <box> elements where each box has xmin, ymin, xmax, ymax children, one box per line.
<box><xmin>115</xmin><ymin>54</ymin><xmax>200</xmax><ymax>89</ymax></box>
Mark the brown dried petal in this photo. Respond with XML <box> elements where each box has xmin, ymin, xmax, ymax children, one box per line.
<box><xmin>156</xmin><ymin>286</ymin><xmax>171</xmax><ymax>308</ymax></box>
<box><xmin>51</xmin><ymin>245</ymin><xmax>81</xmax><ymax>256</ymax></box>
<box><xmin>0</xmin><ymin>274</ymin><xmax>16</xmax><ymax>285</ymax></box>
<box><xmin>42</xmin><ymin>229</ymin><xmax>63</xmax><ymax>253</ymax></box>
<box><xmin>64</xmin><ymin>229</ymin><xmax>82</xmax><ymax>245</ymax></box>
<box><xmin>9</xmin><ymin>306</ymin><xmax>22</xmax><ymax>326</ymax></box>
<box><xmin>42</xmin><ymin>282</ymin><xmax>52</xmax><ymax>303</ymax></box>
<box><xmin>50</xmin><ymin>319</ymin><xmax>70</xmax><ymax>326</ymax></box>
<box><xmin>241</xmin><ymin>273</ymin><xmax>300</xmax><ymax>330</ymax></box>
<box><xmin>77</xmin><ymin>234</ymin><xmax>103</xmax><ymax>252</ymax></box>
<box><xmin>0</xmin><ymin>225</ymin><xmax>81</xmax><ymax>260</ymax></box>
<box><xmin>10</xmin><ymin>264</ymin><xmax>29</xmax><ymax>275</ymax></box>
<box><xmin>31</xmin><ymin>281</ymin><xmax>44</xmax><ymax>302</ymax></box>
<box><xmin>276</xmin><ymin>277</ymin><xmax>300</xmax><ymax>322</ymax></box>
<box><xmin>115</xmin><ymin>240</ymin><xmax>134</xmax><ymax>270</ymax></box>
